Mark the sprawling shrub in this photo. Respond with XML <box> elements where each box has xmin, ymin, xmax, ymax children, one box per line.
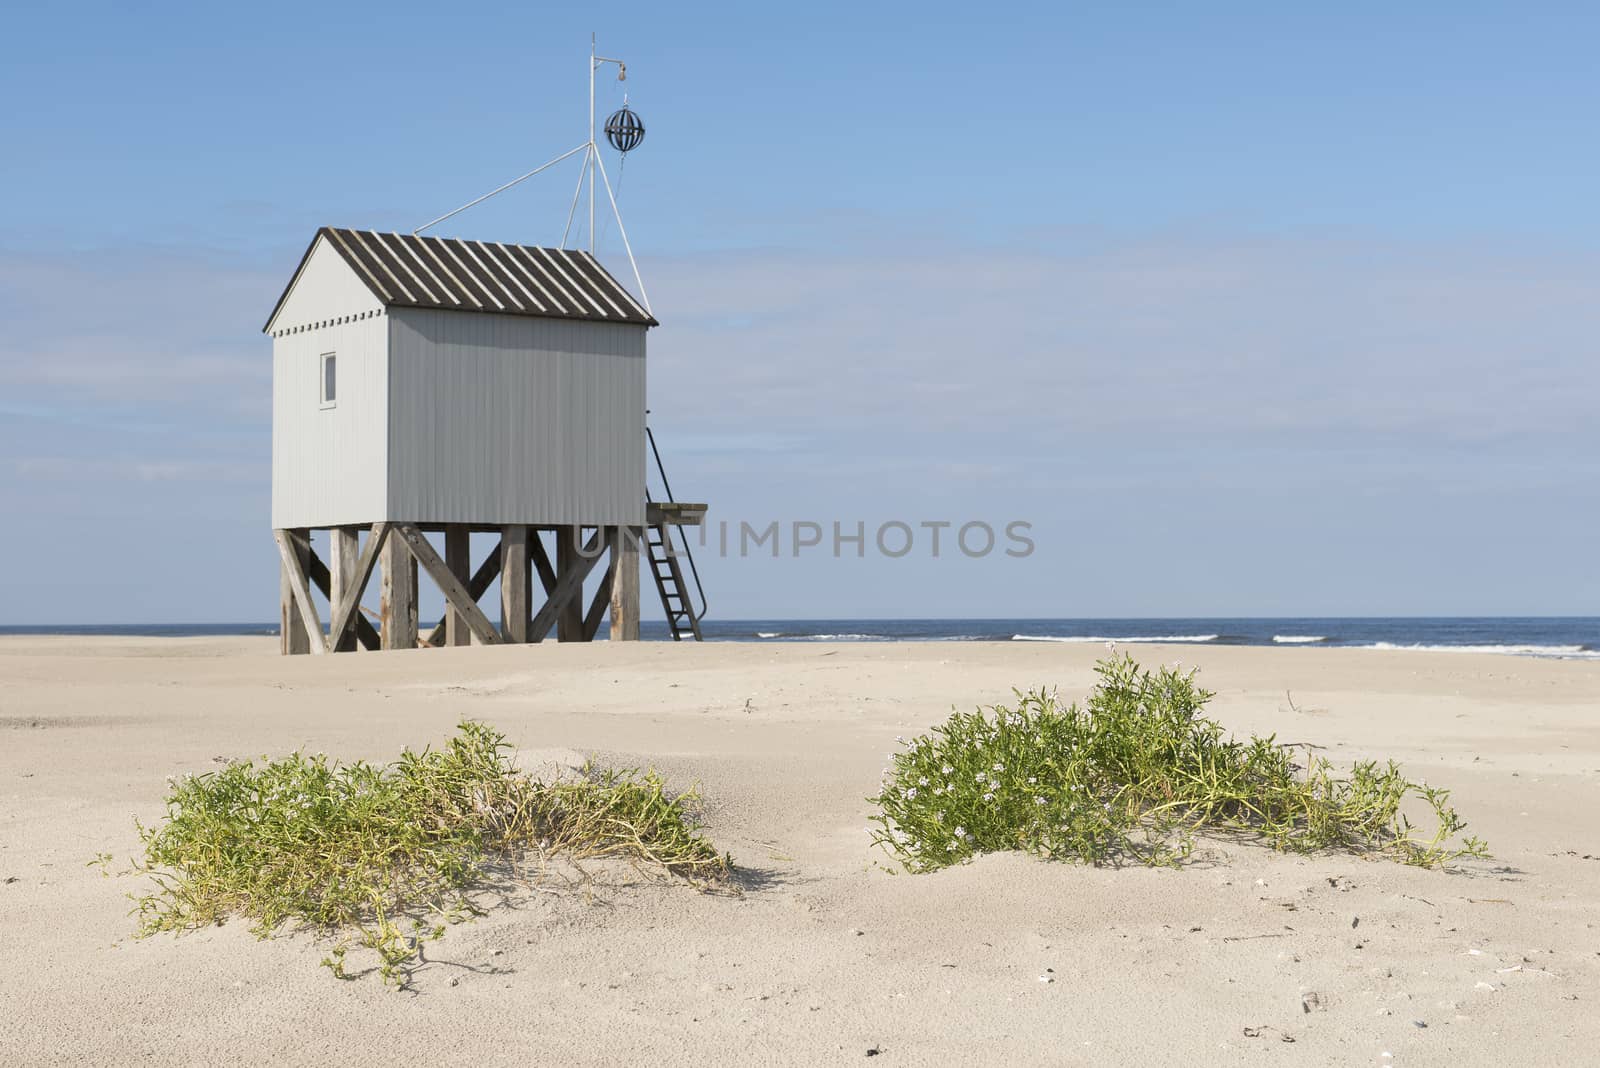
<box><xmin>869</xmin><ymin>654</ymin><xmax>1486</xmax><ymax>873</ymax></box>
<box><xmin>132</xmin><ymin>722</ymin><xmax>729</xmax><ymax>986</ymax></box>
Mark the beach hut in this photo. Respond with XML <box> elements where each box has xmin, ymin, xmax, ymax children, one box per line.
<box><xmin>263</xmin><ymin>227</ymin><xmax>705</xmax><ymax>654</ymax></box>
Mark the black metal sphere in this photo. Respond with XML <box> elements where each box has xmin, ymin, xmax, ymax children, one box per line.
<box><xmin>604</xmin><ymin>106</ymin><xmax>645</xmax><ymax>153</ymax></box>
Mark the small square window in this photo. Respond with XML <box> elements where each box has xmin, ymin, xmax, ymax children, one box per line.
<box><xmin>320</xmin><ymin>353</ymin><xmax>337</xmax><ymax>408</ymax></box>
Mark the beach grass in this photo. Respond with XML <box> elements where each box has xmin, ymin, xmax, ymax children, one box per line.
<box><xmin>869</xmin><ymin>653</ymin><xmax>1488</xmax><ymax>873</ymax></box>
<box><xmin>129</xmin><ymin>721</ymin><xmax>729</xmax><ymax>987</ymax></box>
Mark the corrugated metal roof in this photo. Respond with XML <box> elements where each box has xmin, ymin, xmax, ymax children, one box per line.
<box><xmin>264</xmin><ymin>227</ymin><xmax>656</xmax><ymax>332</ymax></box>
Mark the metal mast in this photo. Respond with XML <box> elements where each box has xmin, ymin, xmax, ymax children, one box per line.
<box><xmin>411</xmin><ymin>37</ymin><xmax>648</xmax><ymax>313</ymax></box>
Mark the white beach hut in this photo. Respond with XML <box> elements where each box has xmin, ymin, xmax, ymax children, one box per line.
<box><xmin>264</xmin><ymin>227</ymin><xmax>704</xmax><ymax>655</ymax></box>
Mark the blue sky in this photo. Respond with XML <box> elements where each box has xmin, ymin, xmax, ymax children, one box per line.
<box><xmin>2</xmin><ymin>3</ymin><xmax>1597</xmax><ymax>622</ymax></box>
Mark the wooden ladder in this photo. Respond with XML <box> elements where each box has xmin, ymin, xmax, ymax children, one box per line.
<box><xmin>645</xmin><ymin>522</ymin><xmax>702</xmax><ymax>641</ymax></box>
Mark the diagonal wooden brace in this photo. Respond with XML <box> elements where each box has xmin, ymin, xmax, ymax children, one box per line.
<box><xmin>326</xmin><ymin>523</ymin><xmax>390</xmax><ymax>653</ymax></box>
<box><xmin>274</xmin><ymin>530</ymin><xmax>327</xmax><ymax>655</ymax></box>
<box><xmin>529</xmin><ymin>528</ymin><xmax>608</xmax><ymax>643</ymax></box>
<box><xmin>583</xmin><ymin>559</ymin><xmax>615</xmax><ymax>641</ymax></box>
<box><xmin>530</xmin><ymin>532</ymin><xmax>558</xmax><ymax>595</ymax></box>
<box><xmin>307</xmin><ymin>546</ymin><xmax>381</xmax><ymax>650</ymax></box>
<box><xmin>423</xmin><ymin>538</ymin><xmax>503</xmax><ymax>648</ymax></box>
<box><xmin>392</xmin><ymin>524</ymin><xmax>502</xmax><ymax>646</ymax></box>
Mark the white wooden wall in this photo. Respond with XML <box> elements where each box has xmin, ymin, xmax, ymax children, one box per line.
<box><xmin>270</xmin><ymin>315</ymin><xmax>390</xmax><ymax>528</ymax></box>
<box><xmin>386</xmin><ymin>308</ymin><xmax>647</xmax><ymax>526</ymax></box>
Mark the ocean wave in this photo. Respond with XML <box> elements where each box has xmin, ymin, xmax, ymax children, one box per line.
<box><xmin>1011</xmin><ymin>634</ymin><xmax>1220</xmax><ymax>644</ymax></box>
<box><xmin>755</xmin><ymin>632</ymin><xmax>889</xmax><ymax>641</ymax></box>
<box><xmin>1272</xmin><ymin>635</ymin><xmax>1326</xmax><ymax>644</ymax></box>
<box><xmin>1364</xmin><ymin>641</ymin><xmax>1598</xmax><ymax>659</ymax></box>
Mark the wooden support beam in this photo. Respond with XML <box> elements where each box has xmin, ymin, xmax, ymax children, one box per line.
<box><xmin>530</xmin><ymin>531</ymin><xmax>558</xmax><ymax>595</ymax></box>
<box><xmin>328</xmin><ymin>527</ymin><xmax>360</xmax><ymax>652</ymax></box>
<box><xmin>307</xmin><ymin>543</ymin><xmax>382</xmax><ymax>650</ymax></box>
<box><xmin>327</xmin><ymin>524</ymin><xmax>389</xmax><ymax>654</ymax></box>
<box><xmin>277</xmin><ymin>528</ymin><xmax>311</xmax><ymax>655</ymax></box>
<box><xmin>583</xmin><ymin>559</ymin><xmax>614</xmax><ymax>641</ymax></box>
<box><xmin>423</xmin><ymin>539</ymin><xmax>502</xmax><ymax>648</ymax></box>
<box><xmin>609</xmin><ymin>524</ymin><xmax>641</xmax><ymax>641</ymax></box>
<box><xmin>380</xmin><ymin>530</ymin><xmax>418</xmax><ymax>651</ymax></box>
<box><xmin>554</xmin><ymin>525</ymin><xmax>584</xmax><ymax>642</ymax></box>
<box><xmin>500</xmin><ymin>525</ymin><xmax>530</xmax><ymax>643</ymax></box>
<box><xmin>273</xmin><ymin>529</ymin><xmax>325</xmax><ymax>656</ymax></box>
<box><xmin>444</xmin><ymin>525</ymin><xmax>472</xmax><ymax>647</ymax></box>
<box><xmin>530</xmin><ymin>528</ymin><xmax>608</xmax><ymax>643</ymax></box>
<box><xmin>393</xmin><ymin>524</ymin><xmax>502</xmax><ymax>646</ymax></box>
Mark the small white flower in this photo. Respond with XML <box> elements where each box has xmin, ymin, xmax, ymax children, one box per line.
<box><xmin>895</xmin><ymin>735</ymin><xmax>907</xmax><ymax>745</ymax></box>
<box><xmin>934</xmin><ymin>811</ymin><xmax>945</xmax><ymax>822</ymax></box>
<box><xmin>983</xmin><ymin>792</ymin><xmax>995</xmax><ymax>803</ymax></box>
<box><xmin>906</xmin><ymin>788</ymin><xmax>918</xmax><ymax>800</ymax></box>
<box><xmin>918</xmin><ymin>777</ymin><xmax>929</xmax><ymax>787</ymax></box>
<box><xmin>1027</xmin><ymin>776</ymin><xmax>1037</xmax><ymax>785</ymax></box>
<box><xmin>941</xmin><ymin>764</ymin><xmax>954</xmax><ymax>775</ymax></box>
<box><xmin>975</xmin><ymin>772</ymin><xmax>987</xmax><ymax>783</ymax></box>
<box><xmin>992</xmin><ymin>762</ymin><xmax>1004</xmax><ymax>772</ymax></box>
<box><xmin>1035</xmin><ymin>796</ymin><xmax>1047</xmax><ymax>805</ymax></box>
<box><xmin>1105</xmin><ymin>641</ymin><xmax>1116</xmax><ymax>651</ymax></box>
<box><xmin>954</xmin><ymin>826</ymin><xmax>967</xmax><ymax>838</ymax></box>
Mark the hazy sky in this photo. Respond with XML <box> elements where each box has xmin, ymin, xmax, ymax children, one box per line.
<box><xmin>3</xmin><ymin>3</ymin><xmax>1597</xmax><ymax>622</ymax></box>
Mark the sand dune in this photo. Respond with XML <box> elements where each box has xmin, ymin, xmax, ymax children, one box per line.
<box><xmin>1</xmin><ymin>637</ymin><xmax>1596</xmax><ymax>1065</ymax></box>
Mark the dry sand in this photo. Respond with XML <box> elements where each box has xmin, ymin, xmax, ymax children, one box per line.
<box><xmin>1</xmin><ymin>636</ymin><xmax>1596</xmax><ymax>1065</ymax></box>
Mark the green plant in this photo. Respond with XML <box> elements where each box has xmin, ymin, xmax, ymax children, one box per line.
<box><xmin>869</xmin><ymin>654</ymin><xmax>1487</xmax><ymax>873</ymax></box>
<box><xmin>131</xmin><ymin>721</ymin><xmax>729</xmax><ymax>987</ymax></box>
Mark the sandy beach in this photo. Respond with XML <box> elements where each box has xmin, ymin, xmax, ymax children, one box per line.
<box><xmin>1</xmin><ymin>637</ymin><xmax>1596</xmax><ymax>1065</ymax></box>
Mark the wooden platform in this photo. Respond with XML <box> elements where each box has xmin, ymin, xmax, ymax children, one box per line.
<box><xmin>647</xmin><ymin>501</ymin><xmax>707</xmax><ymax>526</ymax></box>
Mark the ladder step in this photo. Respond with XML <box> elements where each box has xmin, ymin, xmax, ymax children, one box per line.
<box><xmin>643</xmin><ymin>487</ymin><xmax>703</xmax><ymax>640</ymax></box>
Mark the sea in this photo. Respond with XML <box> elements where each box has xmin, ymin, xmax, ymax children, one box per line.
<box><xmin>3</xmin><ymin>618</ymin><xmax>1598</xmax><ymax>659</ymax></box>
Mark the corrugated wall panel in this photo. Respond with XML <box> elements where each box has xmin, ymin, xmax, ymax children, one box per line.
<box><xmin>270</xmin><ymin>316</ymin><xmax>390</xmax><ymax>528</ymax></box>
<box><xmin>386</xmin><ymin>309</ymin><xmax>646</xmax><ymax>526</ymax></box>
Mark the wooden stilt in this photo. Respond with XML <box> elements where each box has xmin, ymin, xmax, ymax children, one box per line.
<box><xmin>278</xmin><ymin>527</ymin><xmax>312</xmax><ymax>655</ymax></box>
<box><xmin>554</xmin><ymin>524</ymin><xmax>584</xmax><ymax>642</ymax></box>
<box><xmin>380</xmin><ymin>529</ymin><xmax>418</xmax><ymax>651</ymax></box>
<box><xmin>328</xmin><ymin>523</ymin><xmax>389</xmax><ymax>653</ymax></box>
<box><xmin>328</xmin><ymin>526</ymin><xmax>360</xmax><ymax>652</ymax></box>
<box><xmin>501</xmin><ymin>524</ymin><xmax>530</xmax><ymax>643</ymax></box>
<box><xmin>531</xmin><ymin>528</ymin><xmax>608</xmax><ymax>643</ymax></box>
<box><xmin>307</xmin><ymin>545</ymin><xmax>381</xmax><ymax>650</ymax></box>
<box><xmin>274</xmin><ymin>529</ymin><xmax>325</xmax><ymax>655</ymax></box>
<box><xmin>445</xmin><ymin>525</ymin><xmax>471</xmax><ymax>647</ymax></box>
<box><xmin>423</xmin><ymin>539</ymin><xmax>501</xmax><ymax>649</ymax></box>
<box><xmin>393</xmin><ymin>524</ymin><xmax>503</xmax><ymax>646</ymax></box>
<box><xmin>609</xmin><ymin>524</ymin><xmax>641</xmax><ymax>641</ymax></box>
